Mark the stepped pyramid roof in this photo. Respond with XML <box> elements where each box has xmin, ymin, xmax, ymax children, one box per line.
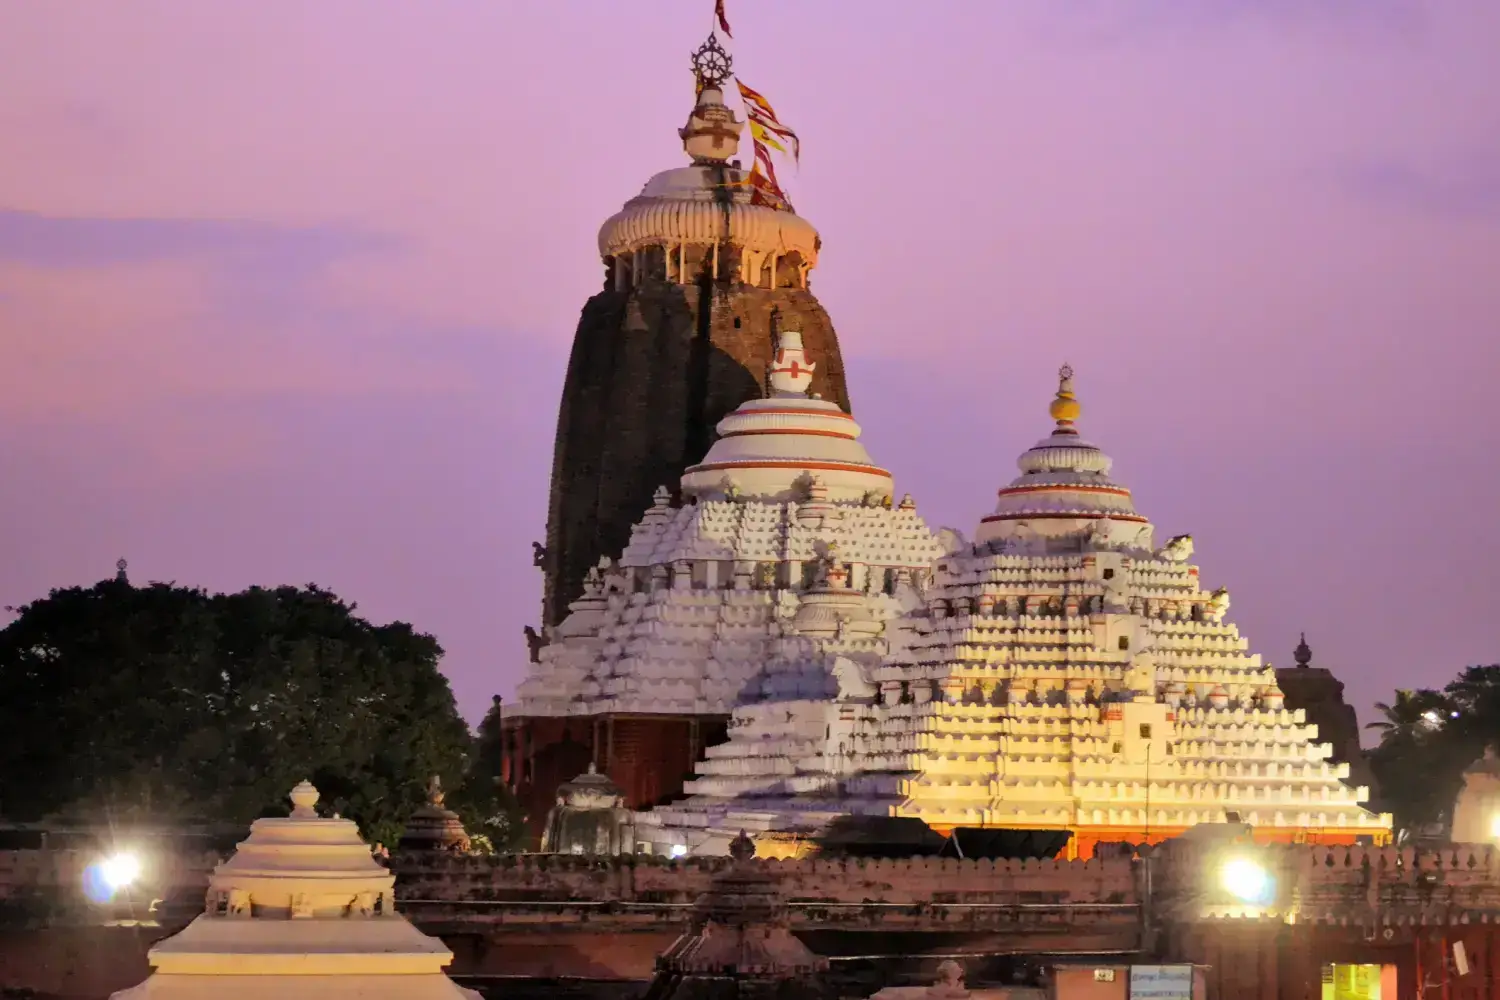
<box><xmin>516</xmin><ymin>332</ymin><xmax>941</xmax><ymax>720</ymax></box>
<box><xmin>638</xmin><ymin>369</ymin><xmax>1392</xmax><ymax>856</ymax></box>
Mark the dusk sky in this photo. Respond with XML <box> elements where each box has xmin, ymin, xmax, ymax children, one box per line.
<box><xmin>2</xmin><ymin>1</ymin><xmax>1496</xmax><ymax>730</ymax></box>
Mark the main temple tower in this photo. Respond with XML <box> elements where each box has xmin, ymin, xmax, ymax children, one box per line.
<box><xmin>541</xmin><ymin>35</ymin><xmax>850</xmax><ymax>627</ymax></box>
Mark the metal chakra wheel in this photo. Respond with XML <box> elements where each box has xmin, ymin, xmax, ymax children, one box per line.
<box><xmin>690</xmin><ymin>34</ymin><xmax>732</xmax><ymax>90</ymax></box>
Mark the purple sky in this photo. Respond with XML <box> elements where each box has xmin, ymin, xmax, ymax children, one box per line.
<box><xmin>2</xmin><ymin>2</ymin><xmax>1496</xmax><ymax>733</ymax></box>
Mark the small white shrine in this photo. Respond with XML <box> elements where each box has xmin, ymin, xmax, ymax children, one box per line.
<box><xmin>111</xmin><ymin>781</ymin><xmax>479</xmax><ymax>999</ymax></box>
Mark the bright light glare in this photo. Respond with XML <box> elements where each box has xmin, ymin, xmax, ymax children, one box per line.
<box><xmin>1489</xmin><ymin>814</ymin><xmax>1500</xmax><ymax>839</ymax></box>
<box><xmin>100</xmin><ymin>853</ymin><xmax>141</xmax><ymax>890</ymax></box>
<box><xmin>1220</xmin><ymin>857</ymin><xmax>1271</xmax><ymax>903</ymax></box>
<box><xmin>669</xmin><ymin>844</ymin><xmax>689</xmax><ymax>858</ymax></box>
<box><xmin>82</xmin><ymin>851</ymin><xmax>143</xmax><ymax>904</ymax></box>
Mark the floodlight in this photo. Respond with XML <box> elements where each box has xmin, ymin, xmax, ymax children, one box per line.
<box><xmin>1220</xmin><ymin>856</ymin><xmax>1272</xmax><ymax>904</ymax></box>
<box><xmin>100</xmin><ymin>852</ymin><xmax>141</xmax><ymax>891</ymax></box>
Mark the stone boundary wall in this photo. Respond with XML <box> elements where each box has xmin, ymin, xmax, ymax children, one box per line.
<box><xmin>9</xmin><ymin>843</ymin><xmax>1500</xmax><ymax>928</ymax></box>
<box><xmin>393</xmin><ymin>854</ymin><xmax>1138</xmax><ymax>907</ymax></box>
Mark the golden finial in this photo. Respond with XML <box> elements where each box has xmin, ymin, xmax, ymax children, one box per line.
<box><xmin>1049</xmin><ymin>363</ymin><xmax>1081</xmax><ymax>426</ymax></box>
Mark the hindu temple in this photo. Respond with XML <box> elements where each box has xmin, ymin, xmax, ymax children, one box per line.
<box><xmin>514</xmin><ymin>328</ymin><xmax>940</xmax><ymax>829</ymax></box>
<box><xmin>539</xmin><ymin>34</ymin><xmax>850</xmax><ymax>629</ymax></box>
<box><xmin>516</xmin><ymin>33</ymin><xmax>859</xmax><ymax>826</ymax></box>
<box><xmin>637</xmin><ymin>369</ymin><xmax>1391</xmax><ymax>857</ymax></box>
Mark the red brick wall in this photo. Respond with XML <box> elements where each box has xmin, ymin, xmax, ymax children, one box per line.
<box><xmin>507</xmin><ymin>713</ymin><xmax>728</xmax><ymax>844</ymax></box>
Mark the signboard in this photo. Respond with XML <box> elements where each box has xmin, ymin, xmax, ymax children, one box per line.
<box><xmin>1130</xmin><ymin>965</ymin><xmax>1194</xmax><ymax>1000</ymax></box>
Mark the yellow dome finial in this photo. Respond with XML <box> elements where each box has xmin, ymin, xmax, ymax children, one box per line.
<box><xmin>1049</xmin><ymin>363</ymin><xmax>1081</xmax><ymax>427</ymax></box>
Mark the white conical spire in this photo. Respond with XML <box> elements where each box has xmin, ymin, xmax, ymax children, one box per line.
<box><xmin>681</xmin><ymin>335</ymin><xmax>890</xmax><ymax>503</ymax></box>
<box><xmin>767</xmin><ymin>330</ymin><xmax>815</xmax><ymax>396</ymax></box>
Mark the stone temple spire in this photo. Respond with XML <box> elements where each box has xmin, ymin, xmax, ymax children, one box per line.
<box><xmin>541</xmin><ymin>27</ymin><xmax>850</xmax><ymax>628</ymax></box>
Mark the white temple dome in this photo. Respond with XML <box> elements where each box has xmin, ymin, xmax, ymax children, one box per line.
<box><xmin>112</xmin><ymin>781</ymin><xmax>479</xmax><ymax>999</ymax></box>
<box><xmin>974</xmin><ymin>366</ymin><xmax>1148</xmax><ymax>546</ymax></box>
<box><xmin>596</xmin><ymin>84</ymin><xmax>821</xmax><ymax>272</ymax></box>
<box><xmin>681</xmin><ymin>330</ymin><xmax>891</xmax><ymax>502</ymax></box>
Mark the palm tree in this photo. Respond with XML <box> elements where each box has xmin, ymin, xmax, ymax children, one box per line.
<box><xmin>1366</xmin><ymin>689</ymin><xmax>1449</xmax><ymax>742</ymax></box>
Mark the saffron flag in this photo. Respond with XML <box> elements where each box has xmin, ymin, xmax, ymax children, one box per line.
<box><xmin>748</xmin><ymin>139</ymin><xmax>791</xmax><ymax>210</ymax></box>
<box><xmin>749</xmin><ymin>120</ymin><xmax>788</xmax><ymax>155</ymax></box>
<box><xmin>736</xmin><ymin>80</ymin><xmax>800</xmax><ymax>163</ymax></box>
<box><xmin>715</xmin><ymin>0</ymin><xmax>732</xmax><ymax>38</ymax></box>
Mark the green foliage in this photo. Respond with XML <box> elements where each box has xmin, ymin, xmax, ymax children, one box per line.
<box><xmin>1367</xmin><ymin>669</ymin><xmax>1500</xmax><ymax>838</ymax></box>
<box><xmin>446</xmin><ymin>696</ymin><xmax>528</xmax><ymax>853</ymax></box>
<box><xmin>0</xmin><ymin>576</ymin><xmax>473</xmax><ymax>843</ymax></box>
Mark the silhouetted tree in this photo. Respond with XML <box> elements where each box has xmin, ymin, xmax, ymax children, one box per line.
<box><xmin>1368</xmin><ymin>671</ymin><xmax>1500</xmax><ymax>838</ymax></box>
<box><xmin>0</xmin><ymin>574</ymin><xmax>472</xmax><ymax>846</ymax></box>
<box><xmin>447</xmin><ymin>695</ymin><xmax>527</xmax><ymax>852</ymax></box>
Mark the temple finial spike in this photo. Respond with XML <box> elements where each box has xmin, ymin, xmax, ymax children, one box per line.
<box><xmin>1049</xmin><ymin>364</ymin><xmax>1081</xmax><ymax>428</ymax></box>
<box><xmin>767</xmin><ymin>329</ymin><xmax>815</xmax><ymax>397</ymax></box>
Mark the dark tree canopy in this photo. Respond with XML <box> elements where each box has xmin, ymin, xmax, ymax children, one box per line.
<box><xmin>0</xmin><ymin>576</ymin><xmax>475</xmax><ymax>846</ymax></box>
<box><xmin>447</xmin><ymin>695</ymin><xmax>528</xmax><ymax>852</ymax></box>
<box><xmin>1368</xmin><ymin>666</ymin><xmax>1500</xmax><ymax>839</ymax></box>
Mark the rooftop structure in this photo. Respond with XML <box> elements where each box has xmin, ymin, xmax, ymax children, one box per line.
<box><xmin>540</xmin><ymin>763</ymin><xmax>637</xmax><ymax>855</ymax></box>
<box><xmin>111</xmin><ymin>781</ymin><xmax>477</xmax><ymax>999</ymax></box>
<box><xmin>396</xmin><ymin>776</ymin><xmax>472</xmax><ymax>854</ymax></box>
<box><xmin>641</xmin><ymin>831</ymin><xmax>831</xmax><ymax>1000</ymax></box>
<box><xmin>639</xmin><ymin>370</ymin><xmax>1392</xmax><ymax>857</ymax></box>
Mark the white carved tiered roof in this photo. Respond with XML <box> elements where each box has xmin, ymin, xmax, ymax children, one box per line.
<box><xmin>111</xmin><ymin>782</ymin><xmax>479</xmax><ymax>999</ymax></box>
<box><xmin>514</xmin><ymin>333</ymin><xmax>942</xmax><ymax>719</ymax></box>
<box><xmin>638</xmin><ymin>369</ymin><xmax>1392</xmax><ymax>855</ymax></box>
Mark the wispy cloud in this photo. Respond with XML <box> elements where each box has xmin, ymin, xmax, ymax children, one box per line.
<box><xmin>0</xmin><ymin>209</ymin><xmax>399</xmax><ymax>270</ymax></box>
<box><xmin>1020</xmin><ymin>0</ymin><xmax>1427</xmax><ymax>46</ymax></box>
<box><xmin>1338</xmin><ymin>148</ymin><xmax>1500</xmax><ymax>220</ymax></box>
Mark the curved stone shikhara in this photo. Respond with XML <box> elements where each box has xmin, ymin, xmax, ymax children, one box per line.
<box><xmin>636</xmin><ymin>369</ymin><xmax>1392</xmax><ymax>855</ymax></box>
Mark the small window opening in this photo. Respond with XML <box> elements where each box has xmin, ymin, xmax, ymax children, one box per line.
<box><xmin>1118</xmin><ymin>636</ymin><xmax>1130</xmax><ymax>651</ymax></box>
<box><xmin>1139</xmin><ymin>724</ymin><xmax>1153</xmax><ymax>739</ymax></box>
<box><xmin>733</xmin><ymin>316</ymin><xmax>742</xmax><ymax>329</ymax></box>
<box><xmin>1111</xmin><ymin>741</ymin><xmax>1124</xmax><ymax>755</ymax></box>
<box><xmin>1103</xmin><ymin>568</ymin><xmax>1115</xmax><ymax>580</ymax></box>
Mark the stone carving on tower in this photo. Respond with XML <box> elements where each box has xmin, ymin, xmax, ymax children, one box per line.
<box><xmin>636</xmin><ymin>368</ymin><xmax>1391</xmax><ymax>858</ymax></box>
<box><xmin>540</xmin><ymin>29</ymin><xmax>852</xmax><ymax>632</ymax></box>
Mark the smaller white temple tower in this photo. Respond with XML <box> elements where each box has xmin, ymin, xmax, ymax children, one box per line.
<box><xmin>111</xmin><ymin>781</ymin><xmax>479</xmax><ymax>998</ymax></box>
